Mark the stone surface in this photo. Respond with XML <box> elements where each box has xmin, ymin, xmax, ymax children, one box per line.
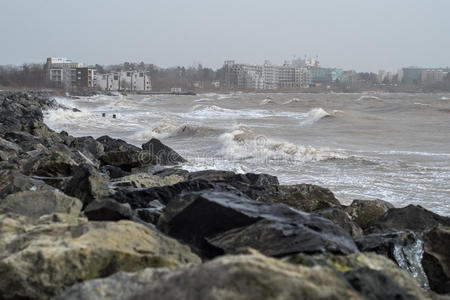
<box><xmin>22</xmin><ymin>149</ymin><xmax>78</xmax><ymax>177</ymax></box>
<box><xmin>346</xmin><ymin>199</ymin><xmax>394</xmax><ymax>229</ymax></box>
<box><xmin>99</xmin><ymin>165</ymin><xmax>130</xmax><ymax>179</ymax></box>
<box><xmin>112</xmin><ymin>172</ymin><xmax>185</xmax><ymax>188</ymax></box>
<box><xmin>316</xmin><ymin>207</ymin><xmax>364</xmax><ymax>238</ymax></box>
<box><xmin>99</xmin><ymin>150</ymin><xmax>154</xmax><ymax>171</ymax></box>
<box><xmin>422</xmin><ymin>226</ymin><xmax>450</xmax><ymax>294</ymax></box>
<box><xmin>84</xmin><ymin>198</ymin><xmax>133</xmax><ymax>221</ymax></box>
<box><xmin>0</xmin><ymin>217</ymin><xmax>201</xmax><ymax>299</ymax></box>
<box><xmin>157</xmin><ymin>190</ymin><xmax>358</xmax><ymax>258</ymax></box>
<box><xmin>96</xmin><ymin>135</ymin><xmax>141</xmax><ymax>152</ymax></box>
<box><xmin>141</xmin><ymin>138</ymin><xmax>186</xmax><ymax>165</ymax></box>
<box><xmin>70</xmin><ymin>136</ymin><xmax>105</xmax><ymax>159</ymax></box>
<box><xmin>58</xmin><ymin>251</ymin><xmax>436</xmax><ymax>300</ymax></box>
<box><xmin>0</xmin><ymin>190</ymin><xmax>82</xmax><ymax>219</ymax></box>
<box><xmin>366</xmin><ymin>205</ymin><xmax>450</xmax><ymax>234</ymax></box>
<box><xmin>64</xmin><ymin>164</ymin><xmax>108</xmax><ymax>205</ymax></box>
<box><xmin>0</xmin><ymin>169</ymin><xmax>52</xmax><ymax>199</ymax></box>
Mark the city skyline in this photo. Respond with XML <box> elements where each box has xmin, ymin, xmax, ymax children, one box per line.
<box><xmin>1</xmin><ymin>0</ymin><xmax>449</xmax><ymax>72</ymax></box>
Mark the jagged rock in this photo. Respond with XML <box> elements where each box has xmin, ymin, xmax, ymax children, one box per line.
<box><xmin>135</xmin><ymin>200</ymin><xmax>165</xmax><ymax>224</ymax></box>
<box><xmin>84</xmin><ymin>199</ymin><xmax>133</xmax><ymax>221</ymax></box>
<box><xmin>0</xmin><ymin>169</ymin><xmax>52</xmax><ymax>199</ymax></box>
<box><xmin>356</xmin><ymin>231</ymin><xmax>429</xmax><ymax>288</ymax></box>
<box><xmin>141</xmin><ymin>138</ymin><xmax>186</xmax><ymax>165</ymax></box>
<box><xmin>112</xmin><ymin>173</ymin><xmax>185</xmax><ymax>188</ymax></box>
<box><xmin>59</xmin><ymin>130</ymin><xmax>75</xmax><ymax>146</ymax></box>
<box><xmin>346</xmin><ymin>199</ymin><xmax>394</xmax><ymax>229</ymax></box>
<box><xmin>99</xmin><ymin>165</ymin><xmax>131</xmax><ymax>179</ymax></box>
<box><xmin>366</xmin><ymin>205</ymin><xmax>450</xmax><ymax>234</ymax></box>
<box><xmin>316</xmin><ymin>207</ymin><xmax>364</xmax><ymax>238</ymax></box>
<box><xmin>99</xmin><ymin>150</ymin><xmax>155</xmax><ymax>171</ymax></box>
<box><xmin>188</xmin><ymin>170</ymin><xmax>279</xmax><ymax>186</ymax></box>
<box><xmin>0</xmin><ymin>137</ymin><xmax>21</xmax><ymax>160</ymax></box>
<box><xmin>64</xmin><ymin>164</ymin><xmax>108</xmax><ymax>205</ymax></box>
<box><xmin>152</xmin><ymin>167</ymin><xmax>190</xmax><ymax>178</ymax></box>
<box><xmin>112</xmin><ymin>179</ymin><xmax>217</xmax><ymax>208</ymax></box>
<box><xmin>422</xmin><ymin>226</ymin><xmax>450</xmax><ymax>294</ymax></box>
<box><xmin>58</xmin><ymin>251</ymin><xmax>436</xmax><ymax>300</ymax></box>
<box><xmin>70</xmin><ymin>136</ymin><xmax>104</xmax><ymax>159</ymax></box>
<box><xmin>258</xmin><ymin>184</ymin><xmax>341</xmax><ymax>212</ymax></box>
<box><xmin>21</xmin><ymin>120</ymin><xmax>65</xmax><ymax>148</ymax></box>
<box><xmin>96</xmin><ymin>135</ymin><xmax>141</xmax><ymax>152</ymax></box>
<box><xmin>0</xmin><ymin>190</ymin><xmax>82</xmax><ymax>219</ymax></box>
<box><xmin>157</xmin><ymin>190</ymin><xmax>358</xmax><ymax>258</ymax></box>
<box><xmin>0</xmin><ymin>216</ymin><xmax>201</xmax><ymax>299</ymax></box>
<box><xmin>22</xmin><ymin>148</ymin><xmax>78</xmax><ymax>177</ymax></box>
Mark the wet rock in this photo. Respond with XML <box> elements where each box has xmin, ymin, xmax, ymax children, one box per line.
<box><xmin>59</xmin><ymin>130</ymin><xmax>75</xmax><ymax>146</ymax></box>
<box><xmin>422</xmin><ymin>226</ymin><xmax>450</xmax><ymax>294</ymax></box>
<box><xmin>112</xmin><ymin>179</ymin><xmax>217</xmax><ymax>208</ymax></box>
<box><xmin>0</xmin><ymin>217</ymin><xmax>201</xmax><ymax>299</ymax></box>
<box><xmin>258</xmin><ymin>184</ymin><xmax>341</xmax><ymax>212</ymax></box>
<box><xmin>64</xmin><ymin>164</ymin><xmax>108</xmax><ymax>205</ymax></box>
<box><xmin>3</xmin><ymin>130</ymin><xmax>41</xmax><ymax>151</ymax></box>
<box><xmin>0</xmin><ymin>169</ymin><xmax>52</xmax><ymax>199</ymax></box>
<box><xmin>70</xmin><ymin>136</ymin><xmax>104</xmax><ymax>159</ymax></box>
<box><xmin>366</xmin><ymin>205</ymin><xmax>450</xmax><ymax>234</ymax></box>
<box><xmin>152</xmin><ymin>167</ymin><xmax>190</xmax><ymax>178</ymax></box>
<box><xmin>135</xmin><ymin>200</ymin><xmax>165</xmax><ymax>224</ymax></box>
<box><xmin>346</xmin><ymin>199</ymin><xmax>394</xmax><ymax>229</ymax></box>
<box><xmin>84</xmin><ymin>198</ymin><xmax>133</xmax><ymax>222</ymax></box>
<box><xmin>141</xmin><ymin>138</ymin><xmax>186</xmax><ymax>165</ymax></box>
<box><xmin>99</xmin><ymin>165</ymin><xmax>130</xmax><ymax>179</ymax></box>
<box><xmin>59</xmin><ymin>251</ymin><xmax>436</xmax><ymax>300</ymax></box>
<box><xmin>0</xmin><ymin>137</ymin><xmax>21</xmax><ymax>159</ymax></box>
<box><xmin>316</xmin><ymin>207</ymin><xmax>364</xmax><ymax>238</ymax></box>
<box><xmin>99</xmin><ymin>150</ymin><xmax>155</xmax><ymax>172</ymax></box>
<box><xmin>112</xmin><ymin>173</ymin><xmax>185</xmax><ymax>188</ymax></box>
<box><xmin>157</xmin><ymin>190</ymin><xmax>358</xmax><ymax>258</ymax></box>
<box><xmin>0</xmin><ymin>190</ymin><xmax>82</xmax><ymax>219</ymax></box>
<box><xmin>21</xmin><ymin>120</ymin><xmax>65</xmax><ymax>147</ymax></box>
<box><xmin>356</xmin><ymin>231</ymin><xmax>429</xmax><ymax>288</ymax></box>
<box><xmin>96</xmin><ymin>135</ymin><xmax>141</xmax><ymax>152</ymax></box>
<box><xmin>22</xmin><ymin>150</ymin><xmax>78</xmax><ymax>177</ymax></box>
<box><xmin>188</xmin><ymin>170</ymin><xmax>278</xmax><ymax>186</ymax></box>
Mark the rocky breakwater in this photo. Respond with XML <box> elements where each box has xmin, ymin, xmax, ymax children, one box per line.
<box><xmin>0</xmin><ymin>91</ymin><xmax>449</xmax><ymax>299</ymax></box>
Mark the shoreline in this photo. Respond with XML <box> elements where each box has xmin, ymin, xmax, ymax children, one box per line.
<box><xmin>0</xmin><ymin>91</ymin><xmax>449</xmax><ymax>298</ymax></box>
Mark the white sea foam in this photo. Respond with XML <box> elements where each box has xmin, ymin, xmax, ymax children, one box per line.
<box><xmin>299</xmin><ymin>108</ymin><xmax>332</xmax><ymax>126</ymax></box>
<box><xmin>133</xmin><ymin>119</ymin><xmax>219</xmax><ymax>140</ymax></box>
<box><xmin>356</xmin><ymin>95</ymin><xmax>381</xmax><ymax>101</ymax></box>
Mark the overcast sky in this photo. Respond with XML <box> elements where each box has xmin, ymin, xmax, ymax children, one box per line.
<box><xmin>1</xmin><ymin>0</ymin><xmax>449</xmax><ymax>72</ymax></box>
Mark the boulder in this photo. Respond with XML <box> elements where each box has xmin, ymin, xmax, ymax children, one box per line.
<box><xmin>64</xmin><ymin>164</ymin><xmax>108</xmax><ymax>205</ymax></box>
<box><xmin>187</xmin><ymin>170</ymin><xmax>279</xmax><ymax>186</ymax></box>
<box><xmin>0</xmin><ymin>137</ymin><xmax>21</xmax><ymax>160</ymax></box>
<box><xmin>69</xmin><ymin>136</ymin><xmax>104</xmax><ymax>159</ymax></box>
<box><xmin>0</xmin><ymin>169</ymin><xmax>52</xmax><ymax>199</ymax></box>
<box><xmin>84</xmin><ymin>198</ymin><xmax>133</xmax><ymax>221</ymax></box>
<box><xmin>21</xmin><ymin>120</ymin><xmax>65</xmax><ymax>148</ymax></box>
<box><xmin>316</xmin><ymin>207</ymin><xmax>364</xmax><ymax>238</ymax></box>
<box><xmin>96</xmin><ymin>135</ymin><xmax>141</xmax><ymax>152</ymax></box>
<box><xmin>346</xmin><ymin>199</ymin><xmax>394</xmax><ymax>229</ymax></box>
<box><xmin>99</xmin><ymin>150</ymin><xmax>155</xmax><ymax>172</ymax></box>
<box><xmin>111</xmin><ymin>173</ymin><xmax>185</xmax><ymax>189</ymax></box>
<box><xmin>0</xmin><ymin>190</ymin><xmax>82</xmax><ymax>219</ymax></box>
<box><xmin>135</xmin><ymin>200</ymin><xmax>165</xmax><ymax>224</ymax></box>
<box><xmin>422</xmin><ymin>226</ymin><xmax>450</xmax><ymax>294</ymax></box>
<box><xmin>157</xmin><ymin>190</ymin><xmax>358</xmax><ymax>258</ymax></box>
<box><xmin>356</xmin><ymin>231</ymin><xmax>429</xmax><ymax>288</ymax></box>
<box><xmin>366</xmin><ymin>205</ymin><xmax>450</xmax><ymax>234</ymax></box>
<box><xmin>141</xmin><ymin>138</ymin><xmax>186</xmax><ymax>165</ymax></box>
<box><xmin>99</xmin><ymin>165</ymin><xmax>130</xmax><ymax>179</ymax></box>
<box><xmin>58</xmin><ymin>251</ymin><xmax>435</xmax><ymax>300</ymax></box>
<box><xmin>23</xmin><ymin>149</ymin><xmax>78</xmax><ymax>177</ymax></box>
<box><xmin>0</xmin><ymin>217</ymin><xmax>201</xmax><ymax>299</ymax></box>
<box><xmin>4</xmin><ymin>130</ymin><xmax>42</xmax><ymax>151</ymax></box>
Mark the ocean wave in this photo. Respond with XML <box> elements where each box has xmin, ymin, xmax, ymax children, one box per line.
<box><xmin>260</xmin><ymin>98</ymin><xmax>277</xmax><ymax>105</ymax></box>
<box><xmin>299</xmin><ymin>108</ymin><xmax>332</xmax><ymax>126</ymax></box>
<box><xmin>441</xmin><ymin>96</ymin><xmax>449</xmax><ymax>100</ymax></box>
<box><xmin>356</xmin><ymin>95</ymin><xmax>381</xmax><ymax>101</ymax></box>
<box><xmin>133</xmin><ymin>119</ymin><xmax>220</xmax><ymax>140</ymax></box>
<box><xmin>218</xmin><ymin>124</ymin><xmax>348</xmax><ymax>162</ymax></box>
<box><xmin>282</xmin><ymin>98</ymin><xmax>303</xmax><ymax>105</ymax></box>
<box><xmin>186</xmin><ymin>104</ymin><xmax>268</xmax><ymax>119</ymax></box>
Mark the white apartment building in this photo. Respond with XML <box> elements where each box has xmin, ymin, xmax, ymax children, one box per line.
<box><xmin>95</xmin><ymin>71</ymin><xmax>151</xmax><ymax>91</ymax></box>
<box><xmin>421</xmin><ymin>69</ymin><xmax>448</xmax><ymax>84</ymax></box>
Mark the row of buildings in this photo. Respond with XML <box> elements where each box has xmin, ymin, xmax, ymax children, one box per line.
<box><xmin>44</xmin><ymin>57</ymin><xmax>152</xmax><ymax>91</ymax></box>
<box><xmin>399</xmin><ymin>67</ymin><xmax>449</xmax><ymax>85</ymax></box>
<box><xmin>223</xmin><ymin>58</ymin><xmax>348</xmax><ymax>90</ymax></box>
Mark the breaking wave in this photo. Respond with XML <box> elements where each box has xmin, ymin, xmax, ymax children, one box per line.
<box><xmin>282</xmin><ymin>98</ymin><xmax>303</xmax><ymax>105</ymax></box>
<box><xmin>260</xmin><ymin>98</ymin><xmax>277</xmax><ymax>105</ymax></box>
<box><xmin>356</xmin><ymin>95</ymin><xmax>381</xmax><ymax>101</ymax></box>
<box><xmin>133</xmin><ymin>119</ymin><xmax>220</xmax><ymax>140</ymax></box>
<box><xmin>299</xmin><ymin>108</ymin><xmax>333</xmax><ymax>125</ymax></box>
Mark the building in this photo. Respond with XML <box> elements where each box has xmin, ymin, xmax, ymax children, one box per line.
<box><xmin>94</xmin><ymin>71</ymin><xmax>151</xmax><ymax>91</ymax></box>
<box><xmin>401</xmin><ymin>67</ymin><xmax>450</xmax><ymax>84</ymax></box>
<box><xmin>224</xmin><ymin>60</ymin><xmax>311</xmax><ymax>90</ymax></box>
<box><xmin>421</xmin><ymin>69</ymin><xmax>448</xmax><ymax>84</ymax></box>
<box><xmin>309</xmin><ymin>67</ymin><xmax>345</xmax><ymax>84</ymax></box>
<box><xmin>45</xmin><ymin>57</ymin><xmax>95</xmax><ymax>88</ymax></box>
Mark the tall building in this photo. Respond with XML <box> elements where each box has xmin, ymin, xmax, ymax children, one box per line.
<box><xmin>44</xmin><ymin>57</ymin><xmax>95</xmax><ymax>88</ymax></box>
<box><xmin>94</xmin><ymin>71</ymin><xmax>151</xmax><ymax>91</ymax></box>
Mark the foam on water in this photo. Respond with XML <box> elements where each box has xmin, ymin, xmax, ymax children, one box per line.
<box><xmin>299</xmin><ymin>108</ymin><xmax>332</xmax><ymax>126</ymax></box>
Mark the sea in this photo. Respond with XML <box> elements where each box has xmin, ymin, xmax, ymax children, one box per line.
<box><xmin>44</xmin><ymin>92</ymin><xmax>450</xmax><ymax>216</ymax></box>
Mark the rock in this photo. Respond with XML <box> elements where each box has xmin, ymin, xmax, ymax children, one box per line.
<box><xmin>96</xmin><ymin>135</ymin><xmax>141</xmax><ymax>152</ymax></box>
<box><xmin>0</xmin><ymin>137</ymin><xmax>21</xmax><ymax>159</ymax></box>
<box><xmin>152</xmin><ymin>167</ymin><xmax>190</xmax><ymax>178</ymax></box>
<box><xmin>157</xmin><ymin>190</ymin><xmax>358</xmax><ymax>258</ymax></box>
<box><xmin>112</xmin><ymin>179</ymin><xmax>217</xmax><ymax>208</ymax></box>
<box><xmin>64</xmin><ymin>164</ymin><xmax>108</xmax><ymax>205</ymax></box>
<box><xmin>0</xmin><ymin>169</ymin><xmax>52</xmax><ymax>199</ymax></box>
<box><xmin>99</xmin><ymin>150</ymin><xmax>155</xmax><ymax>172</ymax></box>
<box><xmin>257</xmin><ymin>184</ymin><xmax>341</xmax><ymax>212</ymax></box>
<box><xmin>356</xmin><ymin>231</ymin><xmax>429</xmax><ymax>288</ymax></box>
<box><xmin>21</xmin><ymin>120</ymin><xmax>65</xmax><ymax>148</ymax></box>
<box><xmin>84</xmin><ymin>198</ymin><xmax>133</xmax><ymax>221</ymax></box>
<box><xmin>346</xmin><ymin>199</ymin><xmax>394</xmax><ymax>229</ymax></box>
<box><xmin>366</xmin><ymin>205</ymin><xmax>450</xmax><ymax>234</ymax></box>
<box><xmin>0</xmin><ymin>217</ymin><xmax>201</xmax><ymax>299</ymax></box>
<box><xmin>187</xmin><ymin>170</ymin><xmax>279</xmax><ymax>186</ymax></box>
<box><xmin>316</xmin><ymin>207</ymin><xmax>364</xmax><ymax>238</ymax></box>
<box><xmin>135</xmin><ymin>200</ymin><xmax>165</xmax><ymax>224</ymax></box>
<box><xmin>0</xmin><ymin>190</ymin><xmax>82</xmax><ymax>219</ymax></box>
<box><xmin>4</xmin><ymin>130</ymin><xmax>42</xmax><ymax>151</ymax></box>
<box><xmin>70</xmin><ymin>136</ymin><xmax>104</xmax><ymax>159</ymax></box>
<box><xmin>99</xmin><ymin>165</ymin><xmax>130</xmax><ymax>179</ymax></box>
<box><xmin>58</xmin><ymin>251</ymin><xmax>435</xmax><ymax>300</ymax></box>
<box><xmin>141</xmin><ymin>138</ymin><xmax>186</xmax><ymax>165</ymax></box>
<box><xmin>112</xmin><ymin>173</ymin><xmax>185</xmax><ymax>188</ymax></box>
<box><xmin>22</xmin><ymin>149</ymin><xmax>78</xmax><ymax>177</ymax></box>
<box><xmin>422</xmin><ymin>226</ymin><xmax>450</xmax><ymax>294</ymax></box>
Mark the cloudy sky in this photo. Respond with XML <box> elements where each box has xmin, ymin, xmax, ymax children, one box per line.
<box><xmin>1</xmin><ymin>0</ymin><xmax>449</xmax><ymax>71</ymax></box>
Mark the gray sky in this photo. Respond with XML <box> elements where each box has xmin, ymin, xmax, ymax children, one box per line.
<box><xmin>1</xmin><ymin>0</ymin><xmax>449</xmax><ymax>72</ymax></box>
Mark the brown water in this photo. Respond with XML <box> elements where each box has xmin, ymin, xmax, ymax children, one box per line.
<box><xmin>44</xmin><ymin>92</ymin><xmax>450</xmax><ymax>215</ymax></box>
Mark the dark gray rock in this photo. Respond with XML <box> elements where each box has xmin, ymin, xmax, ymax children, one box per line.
<box><xmin>316</xmin><ymin>207</ymin><xmax>363</xmax><ymax>238</ymax></box>
<box><xmin>84</xmin><ymin>198</ymin><xmax>133</xmax><ymax>221</ymax></box>
<box><xmin>99</xmin><ymin>150</ymin><xmax>156</xmax><ymax>172</ymax></box>
<box><xmin>0</xmin><ymin>169</ymin><xmax>52</xmax><ymax>199</ymax></box>
<box><xmin>346</xmin><ymin>199</ymin><xmax>394</xmax><ymax>230</ymax></box>
<box><xmin>64</xmin><ymin>164</ymin><xmax>108</xmax><ymax>205</ymax></box>
<box><xmin>96</xmin><ymin>135</ymin><xmax>140</xmax><ymax>152</ymax></box>
<box><xmin>141</xmin><ymin>138</ymin><xmax>186</xmax><ymax>165</ymax></box>
<box><xmin>70</xmin><ymin>136</ymin><xmax>104</xmax><ymax>160</ymax></box>
<box><xmin>99</xmin><ymin>165</ymin><xmax>131</xmax><ymax>179</ymax></box>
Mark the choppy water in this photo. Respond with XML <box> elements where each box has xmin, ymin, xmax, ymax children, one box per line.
<box><xmin>44</xmin><ymin>92</ymin><xmax>450</xmax><ymax>215</ymax></box>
